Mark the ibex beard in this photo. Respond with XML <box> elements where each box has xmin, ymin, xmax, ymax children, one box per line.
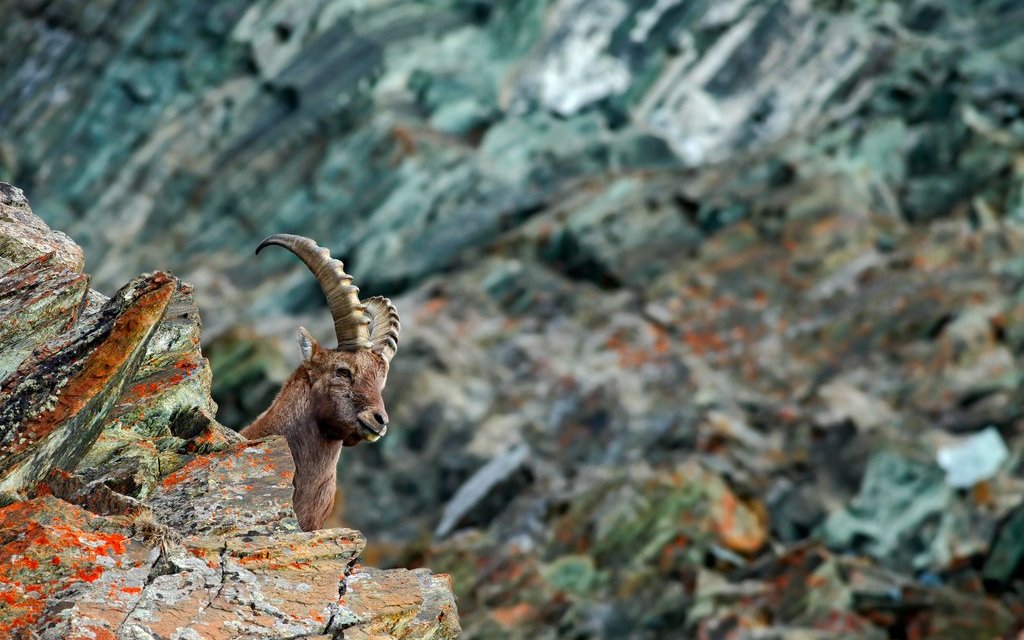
<box><xmin>240</xmin><ymin>234</ymin><xmax>400</xmax><ymax>531</ymax></box>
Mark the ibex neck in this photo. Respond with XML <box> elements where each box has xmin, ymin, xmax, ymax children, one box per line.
<box><xmin>242</xmin><ymin>369</ymin><xmax>343</xmax><ymax>530</ymax></box>
<box><xmin>244</xmin><ymin>369</ymin><xmax>313</xmax><ymax>439</ymax></box>
<box><xmin>245</xmin><ymin>371</ymin><xmax>343</xmax><ymax>462</ymax></box>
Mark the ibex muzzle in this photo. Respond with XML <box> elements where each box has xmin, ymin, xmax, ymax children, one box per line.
<box><xmin>357</xmin><ymin>408</ymin><xmax>389</xmax><ymax>441</ymax></box>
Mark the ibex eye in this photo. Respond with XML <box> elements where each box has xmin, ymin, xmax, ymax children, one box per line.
<box><xmin>336</xmin><ymin>367</ymin><xmax>352</xmax><ymax>380</ymax></box>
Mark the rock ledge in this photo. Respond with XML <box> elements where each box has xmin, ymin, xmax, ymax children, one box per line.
<box><xmin>0</xmin><ymin>182</ymin><xmax>460</xmax><ymax>639</ymax></box>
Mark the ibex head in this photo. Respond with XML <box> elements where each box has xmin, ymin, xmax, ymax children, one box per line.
<box><xmin>295</xmin><ymin>328</ymin><xmax>391</xmax><ymax>445</ymax></box>
<box><xmin>256</xmin><ymin>234</ymin><xmax>400</xmax><ymax>447</ymax></box>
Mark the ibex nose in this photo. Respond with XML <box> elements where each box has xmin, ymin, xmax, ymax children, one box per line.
<box><xmin>357</xmin><ymin>409</ymin><xmax>389</xmax><ymax>434</ymax></box>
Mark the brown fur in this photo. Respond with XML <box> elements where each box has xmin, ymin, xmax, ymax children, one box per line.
<box><xmin>241</xmin><ymin>330</ymin><xmax>389</xmax><ymax>531</ymax></box>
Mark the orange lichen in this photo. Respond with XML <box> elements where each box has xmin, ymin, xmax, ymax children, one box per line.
<box><xmin>17</xmin><ymin>558</ymin><xmax>39</xmax><ymax>571</ymax></box>
<box><xmin>712</xmin><ymin>489</ymin><xmax>767</xmax><ymax>555</ymax></box>
<box><xmin>972</xmin><ymin>481</ymin><xmax>993</xmax><ymax>507</ymax></box>
<box><xmin>238</xmin><ymin>550</ymin><xmax>273</xmax><ymax>564</ymax></box>
<box><xmin>605</xmin><ymin>332</ymin><xmax>659</xmax><ymax>367</ymax></box>
<box><xmin>160</xmin><ymin>454</ymin><xmax>215</xmax><ymax>487</ymax></box>
<box><xmin>491</xmin><ymin>602</ymin><xmax>536</xmax><ymax>628</ymax></box>
<box><xmin>193</xmin><ymin>428</ymin><xmax>219</xmax><ymax>446</ymax></box>
<box><xmin>129</xmin><ymin>380</ymin><xmax>164</xmax><ymax>397</ymax></box>
<box><xmin>17</xmin><ymin>274</ymin><xmax>175</xmax><ymax>451</ymax></box>
<box><xmin>0</xmin><ymin>500</ymin><xmax>135</xmax><ymax>634</ymax></box>
<box><xmin>683</xmin><ymin>331</ymin><xmax>726</xmax><ymax>354</ymax></box>
<box><xmin>74</xmin><ymin>566</ymin><xmax>104</xmax><ymax>583</ymax></box>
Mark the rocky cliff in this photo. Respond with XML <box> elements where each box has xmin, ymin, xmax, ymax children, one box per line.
<box><xmin>5</xmin><ymin>0</ymin><xmax>1024</xmax><ymax>638</ymax></box>
<box><xmin>0</xmin><ymin>183</ymin><xmax>460</xmax><ymax>639</ymax></box>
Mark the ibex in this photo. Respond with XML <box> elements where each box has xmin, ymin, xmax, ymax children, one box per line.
<box><xmin>240</xmin><ymin>234</ymin><xmax>400</xmax><ymax>531</ymax></box>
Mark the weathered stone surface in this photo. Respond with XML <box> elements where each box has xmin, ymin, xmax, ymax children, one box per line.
<box><xmin>340</xmin><ymin>568</ymin><xmax>461</xmax><ymax>640</ymax></box>
<box><xmin>0</xmin><ymin>252</ymin><xmax>89</xmax><ymax>382</ymax></box>
<box><xmin>0</xmin><ymin>190</ymin><xmax>460</xmax><ymax>639</ymax></box>
<box><xmin>118</xmin><ymin>529</ymin><xmax>363</xmax><ymax>638</ymax></box>
<box><xmin>0</xmin><ymin>497</ymin><xmax>138</xmax><ymax>637</ymax></box>
<box><xmin>0</xmin><ymin>183</ymin><xmax>83</xmax><ymax>274</ymax></box>
<box><xmin>74</xmin><ymin>278</ymin><xmax>239</xmax><ymax>503</ymax></box>
<box><xmin>0</xmin><ymin>271</ymin><xmax>176</xmax><ymax>501</ymax></box>
<box><xmin>151</xmin><ymin>437</ymin><xmax>299</xmax><ymax>537</ymax></box>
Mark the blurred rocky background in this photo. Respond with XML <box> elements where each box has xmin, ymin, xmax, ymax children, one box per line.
<box><xmin>4</xmin><ymin>0</ymin><xmax>1024</xmax><ymax>637</ymax></box>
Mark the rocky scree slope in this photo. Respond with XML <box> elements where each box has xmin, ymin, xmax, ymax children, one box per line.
<box><xmin>0</xmin><ymin>182</ymin><xmax>460</xmax><ymax>640</ymax></box>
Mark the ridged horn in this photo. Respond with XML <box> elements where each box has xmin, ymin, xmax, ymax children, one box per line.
<box><xmin>363</xmin><ymin>296</ymin><xmax>400</xmax><ymax>364</ymax></box>
<box><xmin>255</xmin><ymin>234</ymin><xmax>371</xmax><ymax>350</ymax></box>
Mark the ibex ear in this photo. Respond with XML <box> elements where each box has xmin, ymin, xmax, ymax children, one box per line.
<box><xmin>297</xmin><ymin>327</ymin><xmax>320</xmax><ymax>362</ymax></box>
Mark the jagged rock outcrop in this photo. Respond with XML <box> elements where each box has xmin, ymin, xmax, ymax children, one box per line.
<box><xmin>0</xmin><ymin>183</ymin><xmax>460</xmax><ymax>639</ymax></box>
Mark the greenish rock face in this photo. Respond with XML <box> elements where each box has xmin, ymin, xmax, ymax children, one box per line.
<box><xmin>821</xmin><ymin>451</ymin><xmax>955</xmax><ymax>571</ymax></box>
<box><xmin>542</xmin><ymin>555</ymin><xmax>600</xmax><ymax>596</ymax></box>
<box><xmin>3</xmin><ymin>0</ymin><xmax>1020</xmax><ymax>305</ymax></box>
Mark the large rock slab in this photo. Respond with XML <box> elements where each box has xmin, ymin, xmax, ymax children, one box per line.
<box><xmin>0</xmin><ymin>252</ymin><xmax>90</xmax><ymax>382</ymax></box>
<box><xmin>0</xmin><ymin>270</ymin><xmax>176</xmax><ymax>501</ymax></box>
<box><xmin>150</xmin><ymin>437</ymin><xmax>300</xmax><ymax>537</ymax></box>
<box><xmin>74</xmin><ymin>276</ymin><xmax>240</xmax><ymax>503</ymax></box>
<box><xmin>341</xmin><ymin>568</ymin><xmax>461</xmax><ymax>640</ymax></box>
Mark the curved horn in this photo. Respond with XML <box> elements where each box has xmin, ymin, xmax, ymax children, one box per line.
<box><xmin>363</xmin><ymin>296</ymin><xmax>400</xmax><ymax>364</ymax></box>
<box><xmin>256</xmin><ymin>234</ymin><xmax>371</xmax><ymax>350</ymax></box>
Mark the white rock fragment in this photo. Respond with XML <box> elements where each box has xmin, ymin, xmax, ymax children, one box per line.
<box><xmin>936</xmin><ymin>426</ymin><xmax>1009</xmax><ymax>489</ymax></box>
